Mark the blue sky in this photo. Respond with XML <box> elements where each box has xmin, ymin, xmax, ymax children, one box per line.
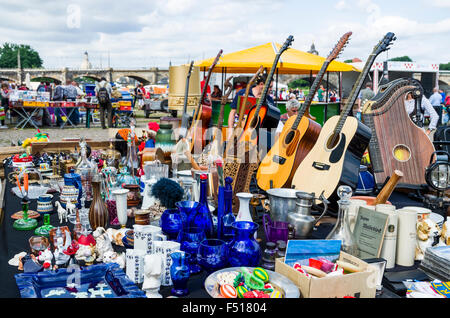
<box><xmin>0</xmin><ymin>0</ymin><xmax>448</xmax><ymax>68</ymax></box>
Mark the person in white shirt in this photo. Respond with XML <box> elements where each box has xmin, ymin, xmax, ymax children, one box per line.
<box><xmin>429</xmin><ymin>87</ymin><xmax>443</xmax><ymax>106</ymax></box>
<box><xmin>404</xmin><ymin>92</ymin><xmax>438</xmax><ymax>135</ymax></box>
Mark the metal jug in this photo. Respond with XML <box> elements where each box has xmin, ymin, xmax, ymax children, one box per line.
<box><xmin>264</xmin><ymin>188</ymin><xmax>299</xmax><ymax>222</ymax></box>
<box><xmin>287</xmin><ymin>191</ymin><xmax>329</xmax><ymax>238</ymax></box>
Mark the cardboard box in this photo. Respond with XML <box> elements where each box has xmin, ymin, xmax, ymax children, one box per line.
<box><xmin>275</xmin><ymin>252</ymin><xmax>377</xmax><ymax>298</ymax></box>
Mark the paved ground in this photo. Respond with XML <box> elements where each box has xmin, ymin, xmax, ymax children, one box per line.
<box><xmin>0</xmin><ymin>110</ymin><xmax>168</xmax><ymax>147</ymax></box>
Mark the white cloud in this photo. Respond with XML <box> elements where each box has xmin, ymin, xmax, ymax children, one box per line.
<box><xmin>431</xmin><ymin>0</ymin><xmax>450</xmax><ymax>7</ymax></box>
<box><xmin>335</xmin><ymin>0</ymin><xmax>348</xmax><ymax>10</ymax></box>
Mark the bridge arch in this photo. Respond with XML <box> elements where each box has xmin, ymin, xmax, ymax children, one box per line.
<box><xmin>0</xmin><ymin>76</ymin><xmax>16</xmax><ymax>83</ymax></box>
<box><xmin>30</xmin><ymin>76</ymin><xmax>62</xmax><ymax>84</ymax></box>
<box><xmin>114</xmin><ymin>74</ymin><xmax>150</xmax><ymax>85</ymax></box>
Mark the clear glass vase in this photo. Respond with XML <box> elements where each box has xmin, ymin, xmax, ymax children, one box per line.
<box><xmin>326</xmin><ymin>186</ymin><xmax>360</xmax><ymax>257</ymax></box>
<box><xmin>75</xmin><ymin>138</ymin><xmax>96</xmax><ymax>201</ymax></box>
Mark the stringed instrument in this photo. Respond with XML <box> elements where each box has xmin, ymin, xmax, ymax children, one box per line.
<box><xmin>362</xmin><ymin>78</ymin><xmax>435</xmax><ymax>187</ymax></box>
<box><xmin>291</xmin><ymin>32</ymin><xmax>396</xmax><ymax>200</ymax></box>
<box><xmin>178</xmin><ymin>60</ymin><xmax>195</xmax><ymax>140</ymax></box>
<box><xmin>202</xmin><ymin>76</ymin><xmax>234</xmax><ymax>159</ymax></box>
<box><xmin>238</xmin><ymin>36</ymin><xmax>294</xmax><ymax>149</ymax></box>
<box><xmin>224</xmin><ymin>66</ymin><xmax>264</xmax><ymax>159</ymax></box>
<box><xmin>257</xmin><ymin>32</ymin><xmax>352</xmax><ymax>191</ymax></box>
<box><xmin>187</xmin><ymin>50</ymin><xmax>222</xmax><ymax>154</ymax></box>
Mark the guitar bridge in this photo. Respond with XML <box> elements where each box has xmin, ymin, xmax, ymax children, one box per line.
<box><xmin>273</xmin><ymin>155</ymin><xmax>286</xmax><ymax>165</ymax></box>
<box><xmin>312</xmin><ymin>162</ymin><xmax>330</xmax><ymax>170</ymax></box>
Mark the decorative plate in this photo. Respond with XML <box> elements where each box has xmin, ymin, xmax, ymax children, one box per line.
<box><xmin>15</xmin><ymin>263</ymin><xmax>146</xmax><ymax>298</ymax></box>
<box><xmin>11</xmin><ymin>210</ymin><xmax>40</xmax><ymax>220</ymax></box>
<box><xmin>204</xmin><ymin>267</ymin><xmax>300</xmax><ymax>298</ymax></box>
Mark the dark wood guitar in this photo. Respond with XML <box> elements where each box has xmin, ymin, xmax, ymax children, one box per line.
<box><xmin>362</xmin><ymin>78</ymin><xmax>435</xmax><ymax>188</ymax></box>
<box><xmin>257</xmin><ymin>32</ymin><xmax>352</xmax><ymax>191</ymax></box>
<box><xmin>291</xmin><ymin>32</ymin><xmax>396</xmax><ymax>200</ymax></box>
<box><xmin>238</xmin><ymin>36</ymin><xmax>294</xmax><ymax>149</ymax></box>
<box><xmin>178</xmin><ymin>60</ymin><xmax>195</xmax><ymax>140</ymax></box>
<box><xmin>187</xmin><ymin>49</ymin><xmax>222</xmax><ymax>154</ymax></box>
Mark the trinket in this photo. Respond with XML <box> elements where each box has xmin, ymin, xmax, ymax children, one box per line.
<box><xmin>220</xmin><ymin>284</ymin><xmax>237</xmax><ymax>298</ymax></box>
<box><xmin>270</xmin><ymin>290</ymin><xmax>282</xmax><ymax>298</ymax></box>
<box><xmin>253</xmin><ymin>267</ymin><xmax>269</xmax><ymax>283</ymax></box>
<box><xmin>236</xmin><ymin>285</ymin><xmax>248</xmax><ymax>298</ymax></box>
<box><xmin>143</xmin><ymin>254</ymin><xmax>163</xmax><ymax>298</ymax></box>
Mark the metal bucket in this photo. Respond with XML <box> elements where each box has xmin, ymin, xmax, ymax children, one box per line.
<box><xmin>265</xmin><ymin>188</ymin><xmax>299</xmax><ymax>222</ymax></box>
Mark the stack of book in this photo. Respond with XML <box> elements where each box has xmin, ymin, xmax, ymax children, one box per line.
<box><xmin>420</xmin><ymin>246</ymin><xmax>450</xmax><ymax>282</ymax></box>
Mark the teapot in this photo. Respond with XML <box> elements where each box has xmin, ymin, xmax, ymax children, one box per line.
<box><xmin>287</xmin><ymin>191</ymin><xmax>329</xmax><ymax>239</ymax></box>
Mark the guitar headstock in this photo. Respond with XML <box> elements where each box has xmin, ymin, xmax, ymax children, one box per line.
<box><xmin>224</xmin><ymin>76</ymin><xmax>234</xmax><ymax>90</ymax></box>
<box><xmin>326</xmin><ymin>31</ymin><xmax>352</xmax><ymax>62</ymax></box>
<box><xmin>209</xmin><ymin>49</ymin><xmax>223</xmax><ymax>71</ymax></box>
<box><xmin>373</xmin><ymin>32</ymin><xmax>396</xmax><ymax>56</ymax></box>
<box><xmin>279</xmin><ymin>35</ymin><xmax>294</xmax><ymax>55</ymax></box>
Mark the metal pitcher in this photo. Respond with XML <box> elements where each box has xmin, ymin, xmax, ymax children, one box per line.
<box><xmin>264</xmin><ymin>188</ymin><xmax>299</xmax><ymax>222</ymax></box>
<box><xmin>287</xmin><ymin>191</ymin><xmax>329</xmax><ymax>238</ymax></box>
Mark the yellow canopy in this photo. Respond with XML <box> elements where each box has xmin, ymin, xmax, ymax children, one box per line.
<box><xmin>195</xmin><ymin>42</ymin><xmax>359</xmax><ymax>74</ymax></box>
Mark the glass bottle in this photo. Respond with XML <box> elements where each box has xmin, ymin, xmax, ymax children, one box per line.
<box><xmin>325</xmin><ymin>186</ymin><xmax>360</xmax><ymax>257</ymax></box>
<box><xmin>222</xmin><ymin>188</ymin><xmax>235</xmax><ymax>242</ymax></box>
<box><xmin>75</xmin><ymin>138</ymin><xmax>96</xmax><ymax>201</ymax></box>
<box><xmin>276</xmin><ymin>240</ymin><xmax>287</xmax><ymax>258</ymax></box>
<box><xmin>198</xmin><ymin>174</ymin><xmax>214</xmax><ymax>238</ymax></box>
<box><xmin>261</xmin><ymin>241</ymin><xmax>277</xmax><ymax>270</ymax></box>
<box><xmin>125</xmin><ymin>121</ymin><xmax>139</xmax><ymax>179</ymax></box>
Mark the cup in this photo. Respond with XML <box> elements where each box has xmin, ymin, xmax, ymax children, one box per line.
<box><xmin>133</xmin><ymin>224</ymin><xmax>167</xmax><ymax>254</ymax></box>
<box><xmin>197</xmin><ymin>239</ymin><xmax>228</xmax><ymax>273</ymax></box>
<box><xmin>396</xmin><ymin>208</ymin><xmax>417</xmax><ymax>267</ymax></box>
<box><xmin>263</xmin><ymin>214</ymin><xmax>289</xmax><ymax>243</ymax></box>
<box><xmin>153</xmin><ymin>240</ymin><xmax>181</xmax><ymax>286</ymax></box>
<box><xmin>375</xmin><ymin>204</ymin><xmax>398</xmax><ymax>269</ymax></box>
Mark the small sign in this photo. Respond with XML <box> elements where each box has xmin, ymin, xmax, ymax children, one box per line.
<box><xmin>353</xmin><ymin>207</ymin><xmax>389</xmax><ymax>259</ymax></box>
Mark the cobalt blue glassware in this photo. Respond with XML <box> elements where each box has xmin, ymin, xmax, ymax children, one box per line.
<box><xmin>356</xmin><ymin>165</ymin><xmax>375</xmax><ymax>194</ymax></box>
<box><xmin>221</xmin><ymin>187</ymin><xmax>235</xmax><ymax>242</ymax></box>
<box><xmin>176</xmin><ymin>200</ymin><xmax>213</xmax><ymax>238</ymax></box>
<box><xmin>198</xmin><ymin>174</ymin><xmax>214</xmax><ymax>238</ymax></box>
<box><xmin>170</xmin><ymin>251</ymin><xmax>190</xmax><ymax>297</ymax></box>
<box><xmin>228</xmin><ymin>221</ymin><xmax>261</xmax><ymax>267</ymax></box>
<box><xmin>160</xmin><ymin>208</ymin><xmax>183</xmax><ymax>240</ymax></box>
<box><xmin>197</xmin><ymin>239</ymin><xmax>228</xmax><ymax>273</ymax></box>
<box><xmin>177</xmin><ymin>226</ymin><xmax>205</xmax><ymax>274</ymax></box>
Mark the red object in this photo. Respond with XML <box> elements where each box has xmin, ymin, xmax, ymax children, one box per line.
<box><xmin>12</xmin><ymin>154</ymin><xmax>33</xmax><ymax>163</ymax></box>
<box><xmin>64</xmin><ymin>240</ymin><xmax>79</xmax><ymax>255</ymax></box>
<box><xmin>200</xmin><ymin>80</ymin><xmax>211</xmax><ymax>95</ymax></box>
<box><xmin>77</xmin><ymin>234</ymin><xmax>96</xmax><ymax>246</ymax></box>
<box><xmin>343</xmin><ymin>296</ymin><xmax>356</xmax><ymax>298</ymax></box>
<box><xmin>148</xmin><ymin>122</ymin><xmax>160</xmax><ymax>132</ymax></box>
<box><xmin>243</xmin><ymin>290</ymin><xmax>269</xmax><ymax>299</ymax></box>
<box><xmin>309</xmin><ymin>258</ymin><xmax>324</xmax><ymax>270</ymax></box>
<box><xmin>138</xmin><ymin>141</ymin><xmax>145</xmax><ymax>152</ymax></box>
<box><xmin>200</xmin><ymin>174</ymin><xmax>208</xmax><ymax>180</ymax></box>
<box><xmin>43</xmin><ymin>262</ymin><xmax>51</xmax><ymax>269</ymax></box>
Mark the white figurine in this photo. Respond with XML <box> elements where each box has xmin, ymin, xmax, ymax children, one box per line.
<box><xmin>65</xmin><ymin>201</ymin><xmax>77</xmax><ymax>219</ymax></box>
<box><xmin>142</xmin><ymin>254</ymin><xmax>163</xmax><ymax>298</ymax></box>
<box><xmin>37</xmin><ymin>247</ymin><xmax>54</xmax><ymax>264</ymax></box>
<box><xmin>103</xmin><ymin>250</ymin><xmax>126</xmax><ymax>269</ymax></box>
<box><xmin>55</xmin><ymin>201</ymin><xmax>68</xmax><ymax>223</ymax></box>
<box><xmin>93</xmin><ymin>227</ymin><xmax>114</xmax><ymax>262</ymax></box>
<box><xmin>439</xmin><ymin>220</ymin><xmax>450</xmax><ymax>246</ymax></box>
<box><xmin>416</xmin><ymin>218</ymin><xmax>441</xmax><ymax>260</ymax></box>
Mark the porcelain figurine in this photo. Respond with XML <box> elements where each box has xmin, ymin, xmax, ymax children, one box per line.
<box><xmin>106</xmin><ymin>227</ymin><xmax>129</xmax><ymax>246</ymax></box>
<box><xmin>55</xmin><ymin>201</ymin><xmax>68</xmax><ymax>223</ymax></box>
<box><xmin>103</xmin><ymin>250</ymin><xmax>126</xmax><ymax>269</ymax></box>
<box><xmin>75</xmin><ymin>244</ymin><xmax>96</xmax><ymax>265</ymax></box>
<box><xmin>54</xmin><ymin>229</ymin><xmax>71</xmax><ymax>266</ymax></box>
<box><xmin>143</xmin><ymin>254</ymin><xmax>163</xmax><ymax>298</ymax></box>
<box><xmin>65</xmin><ymin>201</ymin><xmax>77</xmax><ymax>221</ymax></box>
<box><xmin>37</xmin><ymin>247</ymin><xmax>53</xmax><ymax>264</ymax></box>
<box><xmin>440</xmin><ymin>220</ymin><xmax>450</xmax><ymax>246</ymax></box>
<box><xmin>93</xmin><ymin>227</ymin><xmax>114</xmax><ymax>262</ymax></box>
<box><xmin>416</xmin><ymin>218</ymin><xmax>441</xmax><ymax>260</ymax></box>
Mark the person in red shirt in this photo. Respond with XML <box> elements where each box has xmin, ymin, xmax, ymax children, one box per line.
<box><xmin>200</xmin><ymin>76</ymin><xmax>211</xmax><ymax>104</ymax></box>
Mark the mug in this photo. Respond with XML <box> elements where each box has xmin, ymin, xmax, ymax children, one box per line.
<box><xmin>133</xmin><ymin>224</ymin><xmax>167</xmax><ymax>254</ymax></box>
<box><xmin>263</xmin><ymin>214</ymin><xmax>290</xmax><ymax>243</ymax></box>
<box><xmin>153</xmin><ymin>241</ymin><xmax>181</xmax><ymax>286</ymax></box>
<box><xmin>125</xmin><ymin>249</ymin><xmax>146</xmax><ymax>284</ymax></box>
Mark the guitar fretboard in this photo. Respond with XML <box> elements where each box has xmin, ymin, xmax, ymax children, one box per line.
<box><xmin>362</xmin><ymin>113</ymin><xmax>384</xmax><ymax>173</ymax></box>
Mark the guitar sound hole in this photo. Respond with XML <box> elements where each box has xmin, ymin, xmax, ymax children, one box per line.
<box><xmin>250</xmin><ymin>117</ymin><xmax>259</xmax><ymax>129</ymax></box>
<box><xmin>285</xmin><ymin>131</ymin><xmax>295</xmax><ymax>144</ymax></box>
<box><xmin>326</xmin><ymin>133</ymin><xmax>340</xmax><ymax>150</ymax></box>
<box><xmin>393</xmin><ymin>144</ymin><xmax>411</xmax><ymax>162</ymax></box>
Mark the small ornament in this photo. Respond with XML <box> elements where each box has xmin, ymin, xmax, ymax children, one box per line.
<box><xmin>219</xmin><ymin>284</ymin><xmax>237</xmax><ymax>298</ymax></box>
<box><xmin>253</xmin><ymin>267</ymin><xmax>269</xmax><ymax>283</ymax></box>
<box><xmin>236</xmin><ymin>285</ymin><xmax>248</xmax><ymax>298</ymax></box>
<box><xmin>270</xmin><ymin>290</ymin><xmax>283</xmax><ymax>298</ymax></box>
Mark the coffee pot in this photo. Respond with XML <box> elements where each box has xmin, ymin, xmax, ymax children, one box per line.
<box><xmin>287</xmin><ymin>191</ymin><xmax>329</xmax><ymax>238</ymax></box>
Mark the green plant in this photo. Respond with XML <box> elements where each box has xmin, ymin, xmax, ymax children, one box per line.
<box><xmin>0</xmin><ymin>43</ymin><xmax>43</xmax><ymax>68</ymax></box>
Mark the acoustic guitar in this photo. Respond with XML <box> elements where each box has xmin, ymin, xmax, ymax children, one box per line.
<box><xmin>362</xmin><ymin>78</ymin><xmax>435</xmax><ymax>188</ymax></box>
<box><xmin>291</xmin><ymin>32</ymin><xmax>396</xmax><ymax>200</ymax></box>
<box><xmin>256</xmin><ymin>32</ymin><xmax>352</xmax><ymax>191</ymax></box>
<box><xmin>224</xmin><ymin>66</ymin><xmax>264</xmax><ymax>159</ymax></box>
<box><xmin>238</xmin><ymin>36</ymin><xmax>294</xmax><ymax>150</ymax></box>
<box><xmin>187</xmin><ymin>49</ymin><xmax>222</xmax><ymax>154</ymax></box>
<box><xmin>178</xmin><ymin>60</ymin><xmax>195</xmax><ymax>141</ymax></box>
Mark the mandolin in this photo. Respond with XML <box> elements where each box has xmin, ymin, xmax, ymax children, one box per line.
<box><xmin>187</xmin><ymin>49</ymin><xmax>223</xmax><ymax>154</ymax></box>
<box><xmin>257</xmin><ymin>32</ymin><xmax>352</xmax><ymax>191</ymax></box>
<box><xmin>291</xmin><ymin>32</ymin><xmax>396</xmax><ymax>200</ymax></box>
<box><xmin>238</xmin><ymin>36</ymin><xmax>294</xmax><ymax>151</ymax></box>
<box><xmin>224</xmin><ymin>66</ymin><xmax>264</xmax><ymax>159</ymax></box>
<box><xmin>362</xmin><ymin>78</ymin><xmax>435</xmax><ymax>188</ymax></box>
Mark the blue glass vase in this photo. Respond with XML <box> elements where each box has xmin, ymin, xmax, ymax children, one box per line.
<box><xmin>228</xmin><ymin>221</ymin><xmax>261</xmax><ymax>267</ymax></box>
<box><xmin>170</xmin><ymin>251</ymin><xmax>190</xmax><ymax>297</ymax></box>
<box><xmin>176</xmin><ymin>200</ymin><xmax>213</xmax><ymax>238</ymax></box>
<box><xmin>198</xmin><ymin>174</ymin><xmax>214</xmax><ymax>238</ymax></box>
<box><xmin>160</xmin><ymin>208</ymin><xmax>183</xmax><ymax>240</ymax></box>
<box><xmin>221</xmin><ymin>187</ymin><xmax>236</xmax><ymax>242</ymax></box>
<box><xmin>177</xmin><ymin>227</ymin><xmax>205</xmax><ymax>274</ymax></box>
<box><xmin>197</xmin><ymin>239</ymin><xmax>228</xmax><ymax>273</ymax></box>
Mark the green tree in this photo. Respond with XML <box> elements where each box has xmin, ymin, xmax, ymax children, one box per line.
<box><xmin>440</xmin><ymin>62</ymin><xmax>450</xmax><ymax>70</ymax></box>
<box><xmin>288</xmin><ymin>78</ymin><xmax>310</xmax><ymax>89</ymax></box>
<box><xmin>0</xmin><ymin>43</ymin><xmax>43</xmax><ymax>68</ymax></box>
<box><xmin>344</xmin><ymin>59</ymin><xmax>353</xmax><ymax>63</ymax></box>
<box><xmin>388</xmin><ymin>56</ymin><xmax>413</xmax><ymax>62</ymax></box>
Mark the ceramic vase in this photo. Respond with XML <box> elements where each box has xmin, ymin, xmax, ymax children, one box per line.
<box><xmin>177</xmin><ymin>227</ymin><xmax>205</xmax><ymax>274</ymax></box>
<box><xmin>228</xmin><ymin>221</ymin><xmax>261</xmax><ymax>267</ymax></box>
<box><xmin>133</xmin><ymin>224</ymin><xmax>167</xmax><ymax>254</ymax></box>
<box><xmin>153</xmin><ymin>240</ymin><xmax>181</xmax><ymax>286</ymax></box>
<box><xmin>112</xmin><ymin>188</ymin><xmax>130</xmax><ymax>228</ymax></box>
<box><xmin>126</xmin><ymin>249</ymin><xmax>146</xmax><ymax>284</ymax></box>
<box><xmin>396</xmin><ymin>208</ymin><xmax>417</xmax><ymax>267</ymax></box>
<box><xmin>235</xmin><ymin>192</ymin><xmax>255</xmax><ymax>239</ymax></box>
<box><xmin>88</xmin><ymin>180</ymin><xmax>109</xmax><ymax>231</ymax></box>
<box><xmin>170</xmin><ymin>251</ymin><xmax>190</xmax><ymax>297</ymax></box>
<box><xmin>160</xmin><ymin>208</ymin><xmax>183</xmax><ymax>240</ymax></box>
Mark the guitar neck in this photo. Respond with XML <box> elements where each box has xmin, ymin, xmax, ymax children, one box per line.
<box><xmin>292</xmin><ymin>61</ymin><xmax>330</xmax><ymax>130</ymax></box>
<box><xmin>334</xmin><ymin>53</ymin><xmax>377</xmax><ymax>135</ymax></box>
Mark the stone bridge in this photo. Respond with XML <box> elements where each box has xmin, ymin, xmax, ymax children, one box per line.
<box><xmin>0</xmin><ymin>67</ymin><xmax>169</xmax><ymax>85</ymax></box>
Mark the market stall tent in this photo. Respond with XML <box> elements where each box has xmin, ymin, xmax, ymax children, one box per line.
<box><xmin>194</xmin><ymin>42</ymin><xmax>358</xmax><ymax>74</ymax></box>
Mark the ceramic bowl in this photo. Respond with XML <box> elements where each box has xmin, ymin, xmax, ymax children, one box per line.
<box><xmin>122</xmin><ymin>230</ymin><xmax>134</xmax><ymax>248</ymax></box>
